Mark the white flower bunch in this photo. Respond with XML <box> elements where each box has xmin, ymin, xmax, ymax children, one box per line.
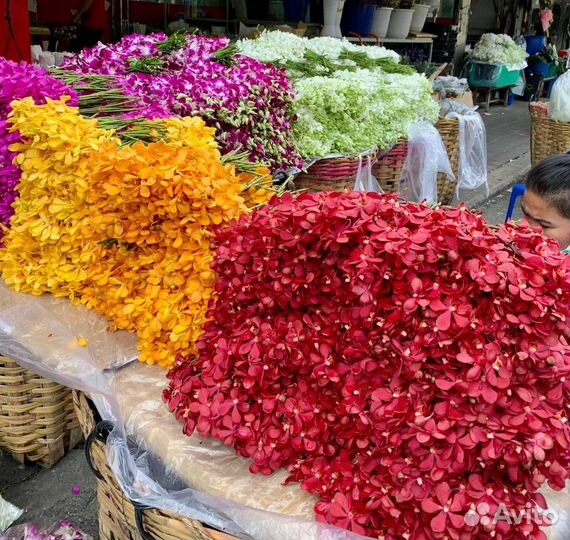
<box><xmin>293</xmin><ymin>68</ymin><xmax>439</xmax><ymax>157</ymax></box>
<box><xmin>238</xmin><ymin>31</ymin><xmax>401</xmax><ymax>66</ymax></box>
<box><xmin>472</xmin><ymin>33</ymin><xmax>528</xmax><ymax>69</ymax></box>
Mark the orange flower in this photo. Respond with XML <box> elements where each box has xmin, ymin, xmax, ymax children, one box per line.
<box><xmin>2</xmin><ymin>98</ymin><xmax>273</xmax><ymax>367</ymax></box>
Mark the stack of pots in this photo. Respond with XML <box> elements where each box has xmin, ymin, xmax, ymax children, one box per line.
<box><xmin>338</xmin><ymin>1</ymin><xmax>431</xmax><ymax>39</ymax></box>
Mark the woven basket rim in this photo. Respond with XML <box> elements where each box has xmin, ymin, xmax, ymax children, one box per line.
<box><xmin>74</xmin><ymin>390</ymin><xmax>238</xmax><ymax>540</ymax></box>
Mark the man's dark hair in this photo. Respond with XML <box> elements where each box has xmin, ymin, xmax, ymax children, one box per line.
<box><xmin>526</xmin><ymin>154</ymin><xmax>570</xmax><ymax>219</ymax></box>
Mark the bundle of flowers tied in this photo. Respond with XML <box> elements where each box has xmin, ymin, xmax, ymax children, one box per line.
<box><xmin>0</xmin><ymin>58</ymin><xmax>78</xmax><ymax>240</ymax></box>
<box><xmin>0</xmin><ymin>97</ymin><xmax>273</xmax><ymax>367</ymax></box>
<box><xmin>238</xmin><ymin>31</ymin><xmax>439</xmax><ymax>157</ymax></box>
<box><xmin>61</xmin><ymin>32</ymin><xmax>300</xmax><ymax>170</ymax></box>
<box><xmin>166</xmin><ymin>191</ymin><xmax>570</xmax><ymax>539</ymax></box>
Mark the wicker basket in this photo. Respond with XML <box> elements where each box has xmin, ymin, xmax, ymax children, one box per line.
<box><xmin>295</xmin><ymin>150</ymin><xmax>378</xmax><ymax>192</ymax></box>
<box><xmin>529</xmin><ymin>101</ymin><xmax>570</xmax><ymax>166</ymax></box>
<box><xmin>0</xmin><ymin>355</ymin><xmax>82</xmax><ymax>466</ymax></box>
<box><xmin>372</xmin><ymin>141</ymin><xmax>409</xmax><ymax>194</ymax></box>
<box><xmin>435</xmin><ymin>117</ymin><xmax>460</xmax><ymax>206</ymax></box>
<box><xmin>73</xmin><ymin>391</ymin><xmax>237</xmax><ymax>540</ymax></box>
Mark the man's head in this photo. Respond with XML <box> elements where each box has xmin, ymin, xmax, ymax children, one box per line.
<box><xmin>523</xmin><ymin>154</ymin><xmax>570</xmax><ymax>250</ymax></box>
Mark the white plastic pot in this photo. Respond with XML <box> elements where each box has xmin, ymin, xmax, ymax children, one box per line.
<box><xmin>410</xmin><ymin>3</ymin><xmax>430</xmax><ymax>33</ymax></box>
<box><xmin>386</xmin><ymin>8</ymin><xmax>414</xmax><ymax>39</ymax></box>
<box><xmin>321</xmin><ymin>0</ymin><xmax>345</xmax><ymax>37</ymax></box>
<box><xmin>371</xmin><ymin>6</ymin><xmax>393</xmax><ymax>38</ymax></box>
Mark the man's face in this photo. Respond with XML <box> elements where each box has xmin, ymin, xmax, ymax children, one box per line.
<box><xmin>521</xmin><ymin>189</ymin><xmax>570</xmax><ymax>250</ymax></box>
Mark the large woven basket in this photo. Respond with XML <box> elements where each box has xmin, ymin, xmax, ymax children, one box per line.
<box><xmin>372</xmin><ymin>141</ymin><xmax>409</xmax><ymax>194</ymax></box>
<box><xmin>72</xmin><ymin>391</ymin><xmax>237</xmax><ymax>540</ymax></box>
<box><xmin>295</xmin><ymin>150</ymin><xmax>378</xmax><ymax>192</ymax></box>
<box><xmin>529</xmin><ymin>101</ymin><xmax>570</xmax><ymax>166</ymax></box>
<box><xmin>435</xmin><ymin>117</ymin><xmax>460</xmax><ymax>206</ymax></box>
<box><xmin>0</xmin><ymin>355</ymin><xmax>82</xmax><ymax>466</ymax></box>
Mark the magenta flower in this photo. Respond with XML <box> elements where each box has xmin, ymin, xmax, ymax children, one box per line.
<box><xmin>62</xmin><ymin>34</ymin><xmax>300</xmax><ymax>169</ymax></box>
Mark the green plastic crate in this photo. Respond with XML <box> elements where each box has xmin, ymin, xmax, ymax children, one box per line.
<box><xmin>468</xmin><ymin>62</ymin><xmax>522</xmax><ymax>89</ymax></box>
<box><xmin>547</xmin><ymin>62</ymin><xmax>558</xmax><ymax>78</ymax></box>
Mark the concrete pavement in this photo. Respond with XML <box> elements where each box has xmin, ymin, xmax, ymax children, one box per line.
<box><xmin>0</xmin><ymin>447</ymin><xmax>98</xmax><ymax>536</ymax></box>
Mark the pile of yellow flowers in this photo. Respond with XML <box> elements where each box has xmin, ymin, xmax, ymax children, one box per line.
<box><xmin>1</xmin><ymin>97</ymin><xmax>273</xmax><ymax>367</ymax></box>
<box><xmin>2</xmin><ymin>97</ymin><xmax>115</xmax><ymax>297</ymax></box>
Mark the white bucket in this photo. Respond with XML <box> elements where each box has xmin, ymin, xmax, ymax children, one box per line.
<box><xmin>386</xmin><ymin>8</ymin><xmax>414</xmax><ymax>39</ymax></box>
<box><xmin>410</xmin><ymin>4</ymin><xmax>430</xmax><ymax>33</ymax></box>
<box><xmin>371</xmin><ymin>7</ymin><xmax>393</xmax><ymax>38</ymax></box>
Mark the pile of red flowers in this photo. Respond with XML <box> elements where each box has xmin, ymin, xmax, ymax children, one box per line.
<box><xmin>165</xmin><ymin>192</ymin><xmax>570</xmax><ymax>539</ymax></box>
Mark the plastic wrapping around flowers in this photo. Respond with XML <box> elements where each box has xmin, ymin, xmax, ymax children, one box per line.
<box><xmin>2</xmin><ymin>194</ymin><xmax>570</xmax><ymax>539</ymax></box>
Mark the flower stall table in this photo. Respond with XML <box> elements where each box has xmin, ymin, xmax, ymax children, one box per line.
<box><xmin>471</xmin><ymin>86</ymin><xmax>511</xmax><ymax>112</ymax></box>
<box><xmin>0</xmin><ymin>287</ymin><xmax>319</xmax><ymax>540</ymax></box>
<box><xmin>3</xmin><ymin>194</ymin><xmax>570</xmax><ymax>539</ymax></box>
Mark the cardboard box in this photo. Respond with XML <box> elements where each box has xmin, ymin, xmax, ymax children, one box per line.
<box><xmin>449</xmin><ymin>90</ymin><xmax>474</xmax><ymax>107</ymax></box>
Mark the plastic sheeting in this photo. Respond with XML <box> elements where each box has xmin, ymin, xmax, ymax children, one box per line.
<box><xmin>1</xmin><ymin>287</ymin><xmax>570</xmax><ymax>540</ymax></box>
<box><xmin>550</xmin><ymin>71</ymin><xmax>570</xmax><ymax>122</ymax></box>
<box><xmin>0</xmin><ymin>282</ymin><xmax>136</xmax><ymax>394</ymax></box>
<box><xmin>399</xmin><ymin>122</ymin><xmax>454</xmax><ymax>204</ymax></box>
<box><xmin>353</xmin><ymin>153</ymin><xmax>382</xmax><ymax>193</ymax></box>
<box><xmin>0</xmin><ymin>286</ymin><xmax>364</xmax><ymax>540</ymax></box>
<box><xmin>442</xmin><ymin>102</ymin><xmax>489</xmax><ymax>197</ymax></box>
<box><xmin>0</xmin><ymin>496</ymin><xmax>22</xmax><ymax>533</ymax></box>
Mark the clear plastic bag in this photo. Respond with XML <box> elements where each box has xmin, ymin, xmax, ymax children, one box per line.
<box><xmin>514</xmin><ymin>35</ymin><xmax>527</xmax><ymax>52</ymax></box>
<box><xmin>399</xmin><ymin>122</ymin><xmax>454</xmax><ymax>204</ymax></box>
<box><xmin>550</xmin><ymin>71</ymin><xmax>570</xmax><ymax>122</ymax></box>
<box><xmin>511</xmin><ymin>69</ymin><xmax>526</xmax><ymax>97</ymax></box>
<box><xmin>445</xmin><ymin>106</ymin><xmax>489</xmax><ymax>196</ymax></box>
<box><xmin>353</xmin><ymin>153</ymin><xmax>382</xmax><ymax>193</ymax></box>
<box><xmin>433</xmin><ymin>76</ymin><xmax>469</xmax><ymax>97</ymax></box>
<box><xmin>0</xmin><ymin>496</ymin><xmax>22</xmax><ymax>533</ymax></box>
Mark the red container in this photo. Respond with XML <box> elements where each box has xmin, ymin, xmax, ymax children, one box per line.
<box><xmin>203</xmin><ymin>7</ymin><xmax>225</xmax><ymax>19</ymax></box>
